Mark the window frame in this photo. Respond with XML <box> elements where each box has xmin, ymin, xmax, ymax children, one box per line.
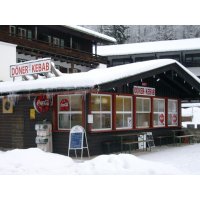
<box><xmin>116</xmin><ymin>95</ymin><xmax>133</xmax><ymax>130</ymax></box>
<box><xmin>57</xmin><ymin>94</ymin><xmax>83</xmax><ymax>130</ymax></box>
<box><xmin>18</xmin><ymin>27</ymin><xmax>26</xmax><ymax>38</ymax></box>
<box><xmin>91</xmin><ymin>93</ymin><xmax>112</xmax><ymax>131</ymax></box>
<box><xmin>9</xmin><ymin>26</ymin><xmax>16</xmax><ymax>36</ymax></box>
<box><xmin>153</xmin><ymin>98</ymin><xmax>165</xmax><ymax>127</ymax></box>
<box><xmin>168</xmin><ymin>99</ymin><xmax>178</xmax><ymax>127</ymax></box>
<box><xmin>136</xmin><ymin>97</ymin><xmax>151</xmax><ymax>128</ymax></box>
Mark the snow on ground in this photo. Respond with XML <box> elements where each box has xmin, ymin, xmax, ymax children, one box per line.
<box><xmin>1</xmin><ymin>144</ymin><xmax>200</xmax><ymax>175</ymax></box>
<box><xmin>1</xmin><ymin>144</ymin><xmax>200</xmax><ymax>200</ymax></box>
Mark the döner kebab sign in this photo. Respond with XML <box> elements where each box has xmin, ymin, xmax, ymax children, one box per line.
<box><xmin>133</xmin><ymin>86</ymin><xmax>155</xmax><ymax>96</ymax></box>
<box><xmin>10</xmin><ymin>58</ymin><xmax>51</xmax><ymax>78</ymax></box>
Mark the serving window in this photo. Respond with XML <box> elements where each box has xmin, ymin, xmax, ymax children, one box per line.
<box><xmin>116</xmin><ymin>95</ymin><xmax>132</xmax><ymax>129</ymax></box>
<box><xmin>91</xmin><ymin>94</ymin><xmax>112</xmax><ymax>131</ymax></box>
<box><xmin>136</xmin><ymin>97</ymin><xmax>151</xmax><ymax>128</ymax></box>
<box><xmin>57</xmin><ymin>94</ymin><xmax>83</xmax><ymax>130</ymax></box>
<box><xmin>168</xmin><ymin>99</ymin><xmax>178</xmax><ymax>126</ymax></box>
<box><xmin>153</xmin><ymin>98</ymin><xmax>165</xmax><ymax>127</ymax></box>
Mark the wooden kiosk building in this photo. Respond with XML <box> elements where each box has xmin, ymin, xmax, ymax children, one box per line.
<box><xmin>0</xmin><ymin>58</ymin><xmax>200</xmax><ymax>155</ymax></box>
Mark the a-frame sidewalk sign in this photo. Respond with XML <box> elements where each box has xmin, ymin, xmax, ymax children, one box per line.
<box><xmin>68</xmin><ymin>125</ymin><xmax>90</xmax><ymax>159</ymax></box>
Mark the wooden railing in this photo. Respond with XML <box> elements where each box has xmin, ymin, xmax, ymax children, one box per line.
<box><xmin>0</xmin><ymin>31</ymin><xmax>107</xmax><ymax>66</ymax></box>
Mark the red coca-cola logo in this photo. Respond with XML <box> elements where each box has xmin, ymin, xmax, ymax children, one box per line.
<box><xmin>34</xmin><ymin>95</ymin><xmax>51</xmax><ymax>113</ymax></box>
<box><xmin>159</xmin><ymin>113</ymin><xmax>165</xmax><ymax>124</ymax></box>
<box><xmin>60</xmin><ymin>98</ymin><xmax>69</xmax><ymax>111</ymax></box>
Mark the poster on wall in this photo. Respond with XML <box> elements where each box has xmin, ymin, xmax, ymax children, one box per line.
<box><xmin>159</xmin><ymin>113</ymin><xmax>165</xmax><ymax>125</ymax></box>
<box><xmin>127</xmin><ymin>117</ymin><xmax>132</xmax><ymax>127</ymax></box>
<box><xmin>59</xmin><ymin>98</ymin><xmax>70</xmax><ymax>111</ymax></box>
<box><xmin>2</xmin><ymin>97</ymin><xmax>13</xmax><ymax>113</ymax></box>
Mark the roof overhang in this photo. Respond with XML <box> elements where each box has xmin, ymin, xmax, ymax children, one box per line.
<box><xmin>0</xmin><ymin>59</ymin><xmax>200</xmax><ymax>100</ymax></box>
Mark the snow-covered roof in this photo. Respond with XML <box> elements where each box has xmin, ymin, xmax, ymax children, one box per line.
<box><xmin>0</xmin><ymin>59</ymin><xmax>200</xmax><ymax>95</ymax></box>
<box><xmin>97</xmin><ymin>38</ymin><xmax>200</xmax><ymax>56</ymax></box>
<box><xmin>64</xmin><ymin>25</ymin><xmax>117</xmax><ymax>43</ymax></box>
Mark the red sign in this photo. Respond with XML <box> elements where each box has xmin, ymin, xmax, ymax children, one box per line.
<box><xmin>159</xmin><ymin>113</ymin><xmax>165</xmax><ymax>124</ymax></box>
<box><xmin>59</xmin><ymin>98</ymin><xmax>70</xmax><ymax>111</ymax></box>
<box><xmin>172</xmin><ymin>114</ymin><xmax>177</xmax><ymax>123</ymax></box>
<box><xmin>133</xmin><ymin>86</ymin><xmax>155</xmax><ymax>96</ymax></box>
<box><xmin>33</xmin><ymin>95</ymin><xmax>51</xmax><ymax>113</ymax></box>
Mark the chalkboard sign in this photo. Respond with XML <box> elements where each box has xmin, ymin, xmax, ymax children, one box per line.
<box><xmin>69</xmin><ymin>132</ymin><xmax>83</xmax><ymax>149</ymax></box>
<box><xmin>68</xmin><ymin>125</ymin><xmax>90</xmax><ymax>159</ymax></box>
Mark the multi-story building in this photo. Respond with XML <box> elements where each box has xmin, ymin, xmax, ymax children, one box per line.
<box><xmin>0</xmin><ymin>25</ymin><xmax>116</xmax><ymax>81</ymax></box>
<box><xmin>97</xmin><ymin>38</ymin><xmax>200</xmax><ymax>78</ymax></box>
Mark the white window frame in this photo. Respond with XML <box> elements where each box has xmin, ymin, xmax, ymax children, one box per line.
<box><xmin>18</xmin><ymin>28</ymin><xmax>26</xmax><ymax>38</ymax></box>
<box><xmin>168</xmin><ymin>99</ymin><xmax>178</xmax><ymax>127</ymax></box>
<box><xmin>91</xmin><ymin>94</ymin><xmax>112</xmax><ymax>131</ymax></box>
<box><xmin>57</xmin><ymin>94</ymin><xmax>83</xmax><ymax>130</ymax></box>
<box><xmin>53</xmin><ymin>37</ymin><xmax>60</xmax><ymax>46</ymax></box>
<box><xmin>153</xmin><ymin>98</ymin><xmax>165</xmax><ymax>127</ymax></box>
<box><xmin>9</xmin><ymin>26</ymin><xmax>16</xmax><ymax>36</ymax></box>
<box><xmin>116</xmin><ymin>95</ymin><xmax>132</xmax><ymax>130</ymax></box>
<box><xmin>136</xmin><ymin>97</ymin><xmax>151</xmax><ymax>128</ymax></box>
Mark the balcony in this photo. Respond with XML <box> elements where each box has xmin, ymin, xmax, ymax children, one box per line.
<box><xmin>0</xmin><ymin>31</ymin><xmax>107</xmax><ymax>67</ymax></box>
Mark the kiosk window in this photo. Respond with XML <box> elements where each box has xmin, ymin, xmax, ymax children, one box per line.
<box><xmin>116</xmin><ymin>96</ymin><xmax>132</xmax><ymax>129</ymax></box>
<box><xmin>153</xmin><ymin>98</ymin><xmax>165</xmax><ymax>127</ymax></box>
<box><xmin>91</xmin><ymin>94</ymin><xmax>112</xmax><ymax>130</ymax></box>
<box><xmin>136</xmin><ymin>97</ymin><xmax>151</xmax><ymax>128</ymax></box>
<box><xmin>168</xmin><ymin>99</ymin><xmax>178</xmax><ymax>126</ymax></box>
<box><xmin>58</xmin><ymin>95</ymin><xmax>83</xmax><ymax>130</ymax></box>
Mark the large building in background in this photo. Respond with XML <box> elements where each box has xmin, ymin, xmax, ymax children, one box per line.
<box><xmin>0</xmin><ymin>25</ymin><xmax>116</xmax><ymax>81</ymax></box>
<box><xmin>97</xmin><ymin>38</ymin><xmax>200</xmax><ymax>78</ymax></box>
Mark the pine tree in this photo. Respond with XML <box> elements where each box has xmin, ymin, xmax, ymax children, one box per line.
<box><xmin>100</xmin><ymin>25</ymin><xmax>130</xmax><ymax>44</ymax></box>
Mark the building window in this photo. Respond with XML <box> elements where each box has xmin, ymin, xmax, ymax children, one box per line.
<box><xmin>57</xmin><ymin>95</ymin><xmax>83</xmax><ymax>130</ymax></box>
<box><xmin>112</xmin><ymin>58</ymin><xmax>132</xmax><ymax>66</ymax></box>
<box><xmin>91</xmin><ymin>94</ymin><xmax>112</xmax><ymax>130</ymax></box>
<box><xmin>116</xmin><ymin>96</ymin><xmax>132</xmax><ymax>129</ymax></box>
<box><xmin>9</xmin><ymin>26</ymin><xmax>16</xmax><ymax>36</ymax></box>
<box><xmin>136</xmin><ymin>97</ymin><xmax>151</xmax><ymax>128</ymax></box>
<box><xmin>153</xmin><ymin>98</ymin><xmax>165</xmax><ymax>127</ymax></box>
<box><xmin>48</xmin><ymin>36</ymin><xmax>52</xmax><ymax>45</ymax></box>
<box><xmin>159</xmin><ymin>54</ymin><xmax>180</xmax><ymax>62</ymax></box>
<box><xmin>53</xmin><ymin>37</ymin><xmax>60</xmax><ymax>46</ymax></box>
<box><xmin>168</xmin><ymin>99</ymin><xmax>178</xmax><ymax>126</ymax></box>
<box><xmin>185</xmin><ymin>53</ymin><xmax>200</xmax><ymax>67</ymax></box>
<box><xmin>27</xmin><ymin>30</ymin><xmax>32</xmax><ymax>40</ymax></box>
<box><xmin>60</xmin><ymin>39</ymin><xmax>65</xmax><ymax>48</ymax></box>
<box><xmin>18</xmin><ymin>28</ymin><xmax>26</xmax><ymax>38</ymax></box>
<box><xmin>135</xmin><ymin>56</ymin><xmax>156</xmax><ymax>62</ymax></box>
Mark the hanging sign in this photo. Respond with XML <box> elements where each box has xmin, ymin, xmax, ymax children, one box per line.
<box><xmin>159</xmin><ymin>113</ymin><xmax>165</xmax><ymax>124</ymax></box>
<box><xmin>33</xmin><ymin>95</ymin><xmax>51</xmax><ymax>113</ymax></box>
<box><xmin>10</xmin><ymin>58</ymin><xmax>51</xmax><ymax>78</ymax></box>
<box><xmin>59</xmin><ymin>98</ymin><xmax>70</xmax><ymax>111</ymax></box>
<box><xmin>133</xmin><ymin>86</ymin><xmax>155</xmax><ymax>96</ymax></box>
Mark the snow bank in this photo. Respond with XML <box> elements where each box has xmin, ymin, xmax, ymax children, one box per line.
<box><xmin>2</xmin><ymin>145</ymin><xmax>200</xmax><ymax>175</ymax></box>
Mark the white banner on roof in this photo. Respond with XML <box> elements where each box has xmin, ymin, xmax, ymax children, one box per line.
<box><xmin>10</xmin><ymin>58</ymin><xmax>51</xmax><ymax>77</ymax></box>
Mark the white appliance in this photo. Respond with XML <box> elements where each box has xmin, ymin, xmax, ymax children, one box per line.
<box><xmin>35</xmin><ymin>123</ymin><xmax>53</xmax><ymax>152</ymax></box>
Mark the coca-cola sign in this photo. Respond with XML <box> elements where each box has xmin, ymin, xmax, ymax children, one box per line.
<box><xmin>33</xmin><ymin>95</ymin><xmax>51</xmax><ymax>113</ymax></box>
<box><xmin>59</xmin><ymin>98</ymin><xmax>70</xmax><ymax>111</ymax></box>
